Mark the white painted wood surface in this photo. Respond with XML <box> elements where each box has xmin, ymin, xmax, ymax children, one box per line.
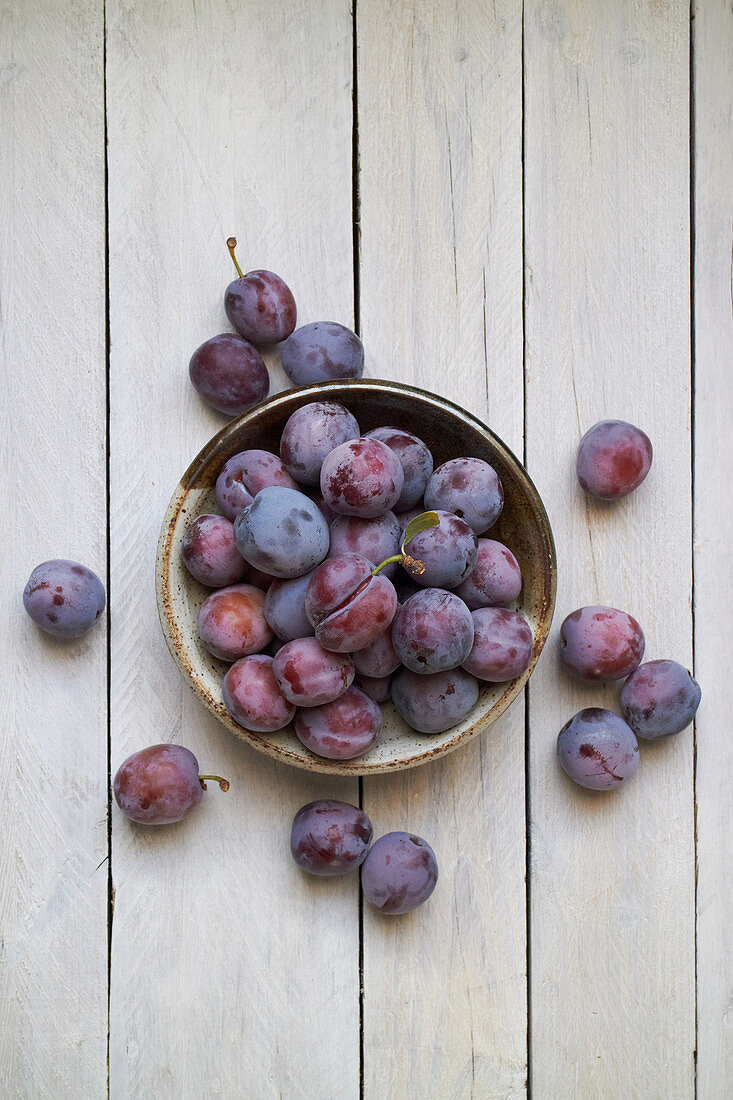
<box><xmin>2</xmin><ymin>0</ymin><xmax>731</xmax><ymax>1096</ymax></box>
<box><xmin>358</xmin><ymin>2</ymin><xmax>527</xmax><ymax>1096</ymax></box>
<box><xmin>105</xmin><ymin>2</ymin><xmax>358</xmax><ymax>1097</ymax></box>
<box><xmin>0</xmin><ymin>1</ymin><xmax>109</xmax><ymax>1096</ymax></box>
<box><xmin>524</xmin><ymin>0</ymin><xmax>695</xmax><ymax>1096</ymax></box>
<box><xmin>694</xmin><ymin>0</ymin><xmax>733</xmax><ymax>1095</ymax></box>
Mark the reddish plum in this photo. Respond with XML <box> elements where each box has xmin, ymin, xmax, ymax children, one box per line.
<box><xmin>352</xmin><ymin>629</ymin><xmax>401</xmax><ymax>678</ymax></box>
<box><xmin>454</xmin><ymin>539</ymin><xmax>522</xmax><ymax>609</ymax></box>
<box><xmin>391</xmin><ymin>589</ymin><xmax>474</xmax><ymax>674</ymax></box>
<box><xmin>462</xmin><ymin>607</ymin><xmax>533</xmax><ymax>682</ymax></box>
<box><xmin>402</xmin><ymin>510</ymin><xmax>477</xmax><ymax>589</ymax></box>
<box><xmin>424</xmin><ymin>457</ymin><xmax>503</xmax><ymax>534</ymax></box>
<box><xmin>356</xmin><ymin>673</ymin><xmax>393</xmax><ymax>703</ymax></box>
<box><xmin>216</xmin><ymin>449</ymin><xmax>298</xmax><ymax>522</ymax></box>
<box><xmin>198</xmin><ymin>584</ymin><xmax>273</xmax><ymax>662</ymax></box>
<box><xmin>181</xmin><ymin>514</ymin><xmax>246</xmax><ymax>587</ymax></box>
<box><xmin>620</xmin><ymin>659</ymin><xmax>701</xmax><ymax>739</ymax></box>
<box><xmin>328</xmin><ymin>511</ymin><xmax>401</xmax><ymax>579</ymax></box>
<box><xmin>560</xmin><ymin>606</ymin><xmax>645</xmax><ymax>681</ymax></box>
<box><xmin>307</xmin><ymin>489</ymin><xmax>339</xmax><ymax>526</ymax></box>
<box><xmin>23</xmin><ymin>559</ymin><xmax>105</xmax><ymax>638</ymax></box>
<box><xmin>295</xmin><ymin>685</ymin><xmax>381</xmax><ymax>760</ymax></box>
<box><xmin>113</xmin><ymin>744</ymin><xmax>228</xmax><ymax>825</ymax></box>
<box><xmin>305</xmin><ymin>553</ymin><xmax>397</xmax><ymax>653</ymax></box>
<box><xmin>361</xmin><ymin>832</ymin><xmax>438</xmax><ymax>915</ymax></box>
<box><xmin>290</xmin><ymin>799</ymin><xmax>373</xmax><ymax>876</ymax></box>
<box><xmin>365</xmin><ymin>427</ymin><xmax>433</xmax><ymax>511</ymax></box>
<box><xmin>280</xmin><ymin>401</ymin><xmax>360</xmax><ymax>486</ymax></box>
<box><xmin>188</xmin><ymin>332</ymin><xmax>268</xmax><ymax>416</ymax></box>
<box><xmin>273</xmin><ymin>638</ymin><xmax>354</xmax><ymax>707</ymax></box>
<box><xmin>224</xmin><ymin>237</ymin><xmax>296</xmax><ymax>346</ymax></box>
<box><xmin>576</xmin><ymin>420</ymin><xmax>653</xmax><ymax>500</ymax></box>
<box><xmin>243</xmin><ymin>564</ymin><xmax>276</xmax><ymax>591</ymax></box>
<box><xmin>320</xmin><ymin>438</ymin><xmax>404</xmax><ymax>519</ymax></box>
<box><xmin>222</xmin><ymin>654</ymin><xmax>296</xmax><ymax>732</ymax></box>
<box><xmin>557</xmin><ymin>708</ymin><xmax>640</xmax><ymax>790</ymax></box>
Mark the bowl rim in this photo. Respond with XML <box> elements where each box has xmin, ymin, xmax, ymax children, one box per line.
<box><xmin>155</xmin><ymin>378</ymin><xmax>557</xmax><ymax>775</ymax></box>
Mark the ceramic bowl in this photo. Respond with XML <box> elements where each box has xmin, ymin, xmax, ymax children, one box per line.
<box><xmin>156</xmin><ymin>379</ymin><xmax>556</xmax><ymax>774</ymax></box>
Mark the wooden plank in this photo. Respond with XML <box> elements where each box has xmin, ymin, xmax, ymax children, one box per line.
<box><xmin>105</xmin><ymin>3</ymin><xmax>358</xmax><ymax>1097</ymax></box>
<box><xmin>0</xmin><ymin>1</ymin><xmax>108</xmax><ymax>1095</ymax></box>
<box><xmin>358</xmin><ymin>2</ymin><xmax>527</xmax><ymax>1095</ymax></box>
<box><xmin>524</xmin><ymin>0</ymin><xmax>695</xmax><ymax>1095</ymax></box>
<box><xmin>694</xmin><ymin>0</ymin><xmax>733</xmax><ymax>1094</ymax></box>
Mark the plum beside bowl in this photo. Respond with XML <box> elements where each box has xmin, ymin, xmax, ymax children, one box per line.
<box><xmin>156</xmin><ymin>379</ymin><xmax>556</xmax><ymax>775</ymax></box>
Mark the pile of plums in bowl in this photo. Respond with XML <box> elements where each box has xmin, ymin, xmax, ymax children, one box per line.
<box><xmin>156</xmin><ymin>380</ymin><xmax>556</xmax><ymax>775</ymax></box>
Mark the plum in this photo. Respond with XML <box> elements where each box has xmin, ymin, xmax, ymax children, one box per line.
<box><xmin>305</xmin><ymin>553</ymin><xmax>397</xmax><ymax>653</ymax></box>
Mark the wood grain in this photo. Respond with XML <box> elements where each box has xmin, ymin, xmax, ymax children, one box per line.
<box><xmin>524</xmin><ymin>0</ymin><xmax>695</xmax><ymax>1095</ymax></box>
<box><xmin>694</xmin><ymin>1</ymin><xmax>733</xmax><ymax>1094</ymax></box>
<box><xmin>105</xmin><ymin>2</ymin><xmax>358</xmax><ymax>1096</ymax></box>
<box><xmin>358</xmin><ymin>2</ymin><xmax>527</xmax><ymax>1095</ymax></box>
<box><xmin>4</xmin><ymin>0</ymin><xmax>732</xmax><ymax>1095</ymax></box>
<box><xmin>0</xmin><ymin>1</ymin><xmax>108</xmax><ymax>1095</ymax></box>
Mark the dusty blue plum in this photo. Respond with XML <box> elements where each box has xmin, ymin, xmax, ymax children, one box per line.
<box><xmin>557</xmin><ymin>708</ymin><xmax>640</xmax><ymax>791</ymax></box>
<box><xmin>281</xmin><ymin>322</ymin><xmax>364</xmax><ymax>385</ymax></box>
<box><xmin>233</xmin><ymin>487</ymin><xmax>330</xmax><ymax>579</ymax></box>
<box><xmin>391</xmin><ymin>667</ymin><xmax>479</xmax><ymax>733</ymax></box>
<box><xmin>620</xmin><ymin>659</ymin><xmax>701</xmax><ymax>739</ymax></box>
<box><xmin>402</xmin><ymin>510</ymin><xmax>478</xmax><ymax>589</ymax></box>
<box><xmin>365</xmin><ymin>427</ymin><xmax>433</xmax><ymax>511</ymax></box>
<box><xmin>392</xmin><ymin>589</ymin><xmax>474</xmax><ymax>674</ymax></box>
<box><xmin>424</xmin><ymin>457</ymin><xmax>504</xmax><ymax>534</ymax></box>
<box><xmin>361</xmin><ymin>832</ymin><xmax>438</xmax><ymax>915</ymax></box>
<box><xmin>23</xmin><ymin>559</ymin><xmax>106</xmax><ymax>638</ymax></box>
<box><xmin>263</xmin><ymin>569</ymin><xmax>317</xmax><ymax>641</ymax></box>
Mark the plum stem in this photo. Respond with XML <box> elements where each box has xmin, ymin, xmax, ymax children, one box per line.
<box><xmin>226</xmin><ymin>237</ymin><xmax>244</xmax><ymax>279</ymax></box>
<box><xmin>371</xmin><ymin>553</ymin><xmax>426</xmax><ymax>577</ymax></box>
<box><xmin>198</xmin><ymin>774</ymin><xmax>230</xmax><ymax>793</ymax></box>
<box><xmin>371</xmin><ymin>554</ymin><xmax>404</xmax><ymax>576</ymax></box>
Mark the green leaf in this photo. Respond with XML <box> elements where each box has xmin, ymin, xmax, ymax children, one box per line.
<box><xmin>401</xmin><ymin>510</ymin><xmax>440</xmax><ymax>553</ymax></box>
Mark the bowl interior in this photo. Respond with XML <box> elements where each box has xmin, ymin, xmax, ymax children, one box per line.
<box><xmin>156</xmin><ymin>380</ymin><xmax>556</xmax><ymax>774</ymax></box>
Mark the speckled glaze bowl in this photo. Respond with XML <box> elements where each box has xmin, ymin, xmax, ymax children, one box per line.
<box><xmin>156</xmin><ymin>380</ymin><xmax>556</xmax><ymax>774</ymax></box>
